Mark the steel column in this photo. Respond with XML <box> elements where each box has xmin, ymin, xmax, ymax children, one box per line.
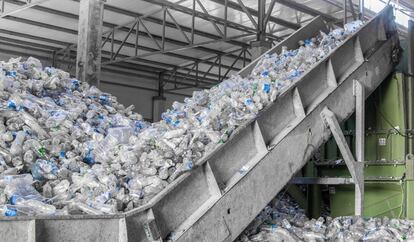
<box><xmin>359</xmin><ymin>0</ymin><xmax>365</xmax><ymax>20</ymax></box>
<box><xmin>224</xmin><ymin>0</ymin><xmax>228</xmax><ymax>39</ymax></box>
<box><xmin>191</xmin><ymin>0</ymin><xmax>195</xmax><ymax>44</ymax></box>
<box><xmin>406</xmin><ymin>154</ymin><xmax>414</xmax><ymax>219</ymax></box>
<box><xmin>408</xmin><ymin>20</ymin><xmax>414</xmax><ymax>156</ymax></box>
<box><xmin>354</xmin><ymin>80</ymin><xmax>365</xmax><ymax>216</ymax></box>
<box><xmin>152</xmin><ymin>73</ymin><xmax>166</xmax><ymax>122</ymax></box>
<box><xmin>249</xmin><ymin>0</ymin><xmax>272</xmax><ymax>60</ymax></box>
<box><xmin>304</xmin><ymin>162</ymin><xmax>322</xmax><ymax>218</ymax></box>
<box><xmin>76</xmin><ymin>0</ymin><xmax>104</xmax><ymax>86</ymax></box>
<box><xmin>348</xmin><ymin>0</ymin><xmax>357</xmax><ymax>20</ymax></box>
<box><xmin>162</xmin><ymin>8</ymin><xmax>166</xmax><ymax>51</ymax></box>
<box><xmin>343</xmin><ymin>0</ymin><xmax>348</xmax><ymax>24</ymax></box>
<box><xmin>264</xmin><ymin>0</ymin><xmax>277</xmax><ymax>27</ymax></box>
<box><xmin>355</xmin><ymin>80</ymin><xmax>365</xmax><ymax>163</ymax></box>
<box><xmin>257</xmin><ymin>0</ymin><xmax>266</xmax><ymax>41</ymax></box>
<box><xmin>409</xmin><ymin>20</ymin><xmax>413</xmax><ymax>97</ymax></box>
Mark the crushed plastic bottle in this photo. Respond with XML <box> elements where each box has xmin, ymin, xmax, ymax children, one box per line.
<box><xmin>1</xmin><ymin>174</ymin><xmax>43</xmax><ymax>204</ymax></box>
<box><xmin>237</xmin><ymin>194</ymin><xmax>414</xmax><ymax>242</ymax></box>
<box><xmin>0</xmin><ymin>205</ymin><xmax>17</xmax><ymax>217</ymax></box>
<box><xmin>0</xmin><ymin>21</ymin><xmax>365</xmax><ymax>216</ymax></box>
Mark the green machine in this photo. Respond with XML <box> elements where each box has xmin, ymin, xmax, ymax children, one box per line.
<box><xmin>295</xmin><ymin>73</ymin><xmax>414</xmax><ymax>219</ymax></box>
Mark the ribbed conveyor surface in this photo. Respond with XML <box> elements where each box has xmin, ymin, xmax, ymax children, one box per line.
<box><xmin>0</xmin><ymin>6</ymin><xmax>400</xmax><ymax>242</ymax></box>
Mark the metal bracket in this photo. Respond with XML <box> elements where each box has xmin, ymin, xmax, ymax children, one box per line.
<box><xmin>290</xmin><ymin>177</ymin><xmax>354</xmax><ymax>185</ymax></box>
<box><xmin>320</xmin><ymin>106</ymin><xmax>364</xmax><ymax>216</ymax></box>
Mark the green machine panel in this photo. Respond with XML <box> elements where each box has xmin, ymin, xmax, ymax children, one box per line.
<box><xmin>319</xmin><ymin>162</ymin><xmax>406</xmax><ymax>218</ymax></box>
<box><xmin>330</xmin><ymin>183</ymin><xmax>404</xmax><ymax>218</ymax></box>
<box><xmin>317</xmin><ymin>73</ymin><xmax>413</xmax><ymax>218</ymax></box>
<box><xmin>365</xmin><ymin>73</ymin><xmax>406</xmax><ymax>162</ymax></box>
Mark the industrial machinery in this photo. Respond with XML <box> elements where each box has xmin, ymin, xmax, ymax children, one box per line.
<box><xmin>0</xmin><ymin>6</ymin><xmax>400</xmax><ymax>242</ymax></box>
<box><xmin>292</xmin><ymin>73</ymin><xmax>414</xmax><ymax>220</ymax></box>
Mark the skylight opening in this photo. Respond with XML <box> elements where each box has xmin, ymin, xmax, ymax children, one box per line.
<box><xmin>364</xmin><ymin>0</ymin><xmax>413</xmax><ymax>27</ymax></box>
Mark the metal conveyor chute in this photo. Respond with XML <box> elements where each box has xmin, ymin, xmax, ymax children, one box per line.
<box><xmin>0</xmin><ymin>6</ymin><xmax>400</xmax><ymax>242</ymax></box>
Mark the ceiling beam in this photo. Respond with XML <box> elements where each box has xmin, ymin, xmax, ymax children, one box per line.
<box><xmin>4</xmin><ymin>0</ymin><xmax>249</xmax><ymax>61</ymax></box>
<box><xmin>139</xmin><ymin>0</ymin><xmax>283</xmax><ymax>41</ymax></box>
<box><xmin>74</xmin><ymin>0</ymin><xmax>252</xmax><ymax>46</ymax></box>
<box><xmin>0</xmin><ymin>35</ymin><xmax>60</xmax><ymax>51</ymax></box>
<box><xmin>5</xmin><ymin>0</ymin><xmax>248</xmax><ymax>61</ymax></box>
<box><xmin>84</xmin><ymin>0</ymin><xmax>249</xmax><ymax>48</ymax></box>
<box><xmin>0</xmin><ymin>0</ymin><xmax>250</xmax><ymax>85</ymax></box>
<box><xmin>61</xmin><ymin>43</ymin><xmax>224</xmax><ymax>83</ymax></box>
<box><xmin>0</xmin><ymin>40</ymin><xmax>55</xmax><ymax>54</ymax></box>
<box><xmin>0</xmin><ymin>30</ymin><xmax>226</xmax><ymax>83</ymax></box>
<box><xmin>0</xmin><ymin>0</ymin><xmax>51</xmax><ymax>18</ymax></box>
<box><xmin>0</xmin><ymin>15</ymin><xmax>241</xmax><ymax>72</ymax></box>
<box><xmin>0</xmin><ymin>40</ymin><xmax>219</xmax><ymax>89</ymax></box>
<box><xmin>0</xmin><ymin>29</ymin><xmax>70</xmax><ymax>46</ymax></box>
<box><xmin>139</xmin><ymin>0</ymin><xmax>257</xmax><ymax>34</ymax></box>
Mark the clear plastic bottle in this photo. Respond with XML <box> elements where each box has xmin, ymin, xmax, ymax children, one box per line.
<box><xmin>0</xmin><ymin>117</ymin><xmax>5</xmax><ymax>133</ymax></box>
<box><xmin>93</xmin><ymin>134</ymin><xmax>118</xmax><ymax>163</ymax></box>
<box><xmin>45</xmin><ymin>111</ymin><xmax>67</xmax><ymax>128</ymax></box>
<box><xmin>0</xmin><ymin>147</ymin><xmax>12</xmax><ymax>165</ymax></box>
<box><xmin>25</xmin><ymin>139</ymin><xmax>47</xmax><ymax>158</ymax></box>
<box><xmin>107</xmin><ymin>126</ymin><xmax>132</xmax><ymax>144</ymax></box>
<box><xmin>14</xmin><ymin>198</ymin><xmax>56</xmax><ymax>215</ymax></box>
<box><xmin>31</xmin><ymin>159</ymin><xmax>59</xmax><ymax>180</ymax></box>
<box><xmin>10</xmin><ymin>130</ymin><xmax>25</xmax><ymax>156</ymax></box>
<box><xmin>2</xmin><ymin>174</ymin><xmax>44</xmax><ymax>205</ymax></box>
<box><xmin>0</xmin><ymin>205</ymin><xmax>17</xmax><ymax>217</ymax></box>
<box><xmin>72</xmin><ymin>201</ymin><xmax>104</xmax><ymax>215</ymax></box>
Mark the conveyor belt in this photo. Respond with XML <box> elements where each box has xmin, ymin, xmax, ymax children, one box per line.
<box><xmin>0</xmin><ymin>6</ymin><xmax>400</xmax><ymax>242</ymax></box>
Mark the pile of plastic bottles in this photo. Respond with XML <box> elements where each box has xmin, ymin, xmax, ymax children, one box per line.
<box><xmin>0</xmin><ymin>21</ymin><xmax>363</xmax><ymax>216</ymax></box>
<box><xmin>238</xmin><ymin>194</ymin><xmax>414</xmax><ymax>242</ymax></box>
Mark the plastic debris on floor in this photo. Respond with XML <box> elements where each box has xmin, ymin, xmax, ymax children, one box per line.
<box><xmin>237</xmin><ymin>194</ymin><xmax>414</xmax><ymax>242</ymax></box>
<box><xmin>0</xmin><ymin>21</ymin><xmax>364</xmax><ymax>216</ymax></box>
